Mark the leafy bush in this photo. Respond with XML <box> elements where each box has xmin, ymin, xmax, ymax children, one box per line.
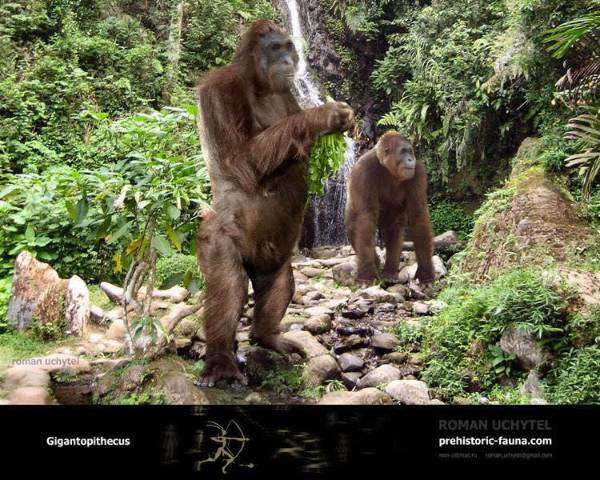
<box><xmin>429</xmin><ymin>201</ymin><xmax>474</xmax><ymax>238</ymax></box>
<box><xmin>0</xmin><ymin>106</ymin><xmax>210</xmax><ymax>283</ymax></box>
<box><xmin>0</xmin><ymin>277</ymin><xmax>11</xmax><ymax>332</ymax></box>
<box><xmin>546</xmin><ymin>346</ymin><xmax>600</xmax><ymax>404</ymax></box>
<box><xmin>155</xmin><ymin>254</ymin><xmax>204</xmax><ymax>293</ymax></box>
<box><xmin>422</xmin><ymin>268</ymin><xmax>569</xmax><ymax>399</ymax></box>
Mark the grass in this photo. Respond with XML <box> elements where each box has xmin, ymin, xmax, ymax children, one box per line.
<box><xmin>0</xmin><ymin>329</ymin><xmax>67</xmax><ymax>363</ymax></box>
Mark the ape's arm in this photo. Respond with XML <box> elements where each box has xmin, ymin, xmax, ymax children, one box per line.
<box><xmin>198</xmin><ymin>83</ymin><xmax>351</xmax><ymax>191</ymax></box>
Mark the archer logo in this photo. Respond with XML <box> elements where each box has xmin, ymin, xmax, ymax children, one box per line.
<box><xmin>196</xmin><ymin>420</ymin><xmax>253</xmax><ymax>474</ymax></box>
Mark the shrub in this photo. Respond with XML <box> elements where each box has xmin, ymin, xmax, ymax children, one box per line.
<box><xmin>155</xmin><ymin>254</ymin><xmax>204</xmax><ymax>293</ymax></box>
<box><xmin>547</xmin><ymin>346</ymin><xmax>600</xmax><ymax>404</ymax></box>
<box><xmin>429</xmin><ymin>201</ymin><xmax>474</xmax><ymax>238</ymax></box>
<box><xmin>422</xmin><ymin>268</ymin><xmax>569</xmax><ymax>399</ymax></box>
<box><xmin>0</xmin><ymin>277</ymin><xmax>11</xmax><ymax>332</ymax></box>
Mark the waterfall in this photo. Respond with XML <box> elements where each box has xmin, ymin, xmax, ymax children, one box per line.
<box><xmin>282</xmin><ymin>0</ymin><xmax>357</xmax><ymax>247</ymax></box>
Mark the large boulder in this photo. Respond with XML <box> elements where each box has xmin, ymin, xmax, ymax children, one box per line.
<box><xmin>319</xmin><ymin>388</ymin><xmax>392</xmax><ymax>405</ymax></box>
<box><xmin>8</xmin><ymin>251</ymin><xmax>89</xmax><ymax>336</ymax></box>
<box><xmin>499</xmin><ymin>328</ymin><xmax>551</xmax><ymax>371</ymax></box>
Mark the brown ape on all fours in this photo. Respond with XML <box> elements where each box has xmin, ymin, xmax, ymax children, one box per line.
<box><xmin>195</xmin><ymin>20</ymin><xmax>354</xmax><ymax>386</ymax></box>
<box><xmin>345</xmin><ymin>132</ymin><xmax>434</xmax><ymax>286</ymax></box>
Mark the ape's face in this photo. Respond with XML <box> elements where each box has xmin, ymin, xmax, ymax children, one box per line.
<box><xmin>257</xmin><ymin>31</ymin><xmax>299</xmax><ymax>92</ymax></box>
<box><xmin>377</xmin><ymin>133</ymin><xmax>416</xmax><ymax>181</ymax></box>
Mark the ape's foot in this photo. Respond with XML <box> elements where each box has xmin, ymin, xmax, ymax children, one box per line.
<box><xmin>355</xmin><ymin>276</ymin><xmax>375</xmax><ymax>287</ymax></box>
<box><xmin>254</xmin><ymin>334</ymin><xmax>306</xmax><ymax>360</ymax></box>
<box><xmin>194</xmin><ymin>353</ymin><xmax>246</xmax><ymax>388</ymax></box>
<box><xmin>381</xmin><ymin>269</ymin><xmax>400</xmax><ymax>285</ymax></box>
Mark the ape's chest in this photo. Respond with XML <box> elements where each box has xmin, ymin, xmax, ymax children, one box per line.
<box><xmin>251</xmin><ymin>94</ymin><xmax>296</xmax><ymax>131</ymax></box>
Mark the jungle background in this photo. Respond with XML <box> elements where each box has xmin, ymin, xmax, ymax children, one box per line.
<box><xmin>0</xmin><ymin>0</ymin><xmax>599</xmax><ymax>405</ymax></box>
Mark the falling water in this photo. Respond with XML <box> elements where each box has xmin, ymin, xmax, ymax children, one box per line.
<box><xmin>282</xmin><ymin>0</ymin><xmax>357</xmax><ymax>247</ymax></box>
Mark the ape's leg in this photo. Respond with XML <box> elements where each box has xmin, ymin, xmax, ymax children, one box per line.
<box><xmin>250</xmin><ymin>262</ymin><xmax>305</xmax><ymax>358</ymax></box>
<box><xmin>381</xmin><ymin>217</ymin><xmax>406</xmax><ymax>281</ymax></box>
<box><xmin>352</xmin><ymin>215</ymin><xmax>379</xmax><ymax>285</ymax></box>
<box><xmin>195</xmin><ymin>224</ymin><xmax>248</xmax><ymax>387</ymax></box>
<box><xmin>411</xmin><ymin>218</ymin><xmax>435</xmax><ymax>283</ymax></box>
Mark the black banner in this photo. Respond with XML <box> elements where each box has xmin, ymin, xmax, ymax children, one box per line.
<box><xmin>1</xmin><ymin>406</ymin><xmax>597</xmax><ymax>476</ymax></box>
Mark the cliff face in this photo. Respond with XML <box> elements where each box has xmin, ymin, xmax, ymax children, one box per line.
<box><xmin>275</xmin><ymin>0</ymin><xmax>386</xmax><ymax>149</ymax></box>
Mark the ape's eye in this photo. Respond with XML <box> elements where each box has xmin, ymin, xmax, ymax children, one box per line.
<box><xmin>286</xmin><ymin>41</ymin><xmax>294</xmax><ymax>50</ymax></box>
<box><xmin>400</xmin><ymin>148</ymin><xmax>408</xmax><ymax>154</ymax></box>
<box><xmin>271</xmin><ymin>43</ymin><xmax>281</xmax><ymax>51</ymax></box>
<box><xmin>384</xmin><ymin>148</ymin><xmax>389</xmax><ymax>154</ymax></box>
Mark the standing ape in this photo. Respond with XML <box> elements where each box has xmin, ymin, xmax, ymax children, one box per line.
<box><xmin>345</xmin><ymin>131</ymin><xmax>434</xmax><ymax>286</ymax></box>
<box><xmin>195</xmin><ymin>20</ymin><xmax>354</xmax><ymax>386</ymax></box>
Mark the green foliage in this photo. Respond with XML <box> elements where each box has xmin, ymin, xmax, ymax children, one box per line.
<box><xmin>261</xmin><ymin>364</ymin><xmax>304</xmax><ymax>395</ymax></box>
<box><xmin>546</xmin><ymin>345</ymin><xmax>600</xmax><ymax>404</ymax></box>
<box><xmin>0</xmin><ymin>278</ymin><xmax>12</xmax><ymax>332</ymax></box>
<box><xmin>0</xmin><ymin>106</ymin><xmax>210</xmax><ymax>282</ymax></box>
<box><xmin>371</xmin><ymin>0</ymin><xmax>591</xmax><ymax>192</ymax></box>
<box><xmin>156</xmin><ymin>254</ymin><xmax>204</xmax><ymax>293</ymax></box>
<box><xmin>302</xmin><ymin>379</ymin><xmax>347</xmax><ymax>399</ymax></box>
<box><xmin>392</xmin><ymin>320</ymin><xmax>425</xmax><ymax>353</ymax></box>
<box><xmin>564</xmin><ymin>107</ymin><xmax>600</xmax><ymax>198</ymax></box>
<box><xmin>309</xmin><ymin>132</ymin><xmax>348</xmax><ymax>195</ymax></box>
<box><xmin>422</xmin><ymin>268</ymin><xmax>570</xmax><ymax>399</ymax></box>
<box><xmin>181</xmin><ymin>0</ymin><xmax>277</xmax><ymax>79</ymax></box>
<box><xmin>0</xmin><ymin>329</ymin><xmax>62</xmax><ymax>362</ymax></box>
<box><xmin>429</xmin><ymin>201</ymin><xmax>474</xmax><ymax>238</ymax></box>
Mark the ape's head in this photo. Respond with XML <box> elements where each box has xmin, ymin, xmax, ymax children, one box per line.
<box><xmin>376</xmin><ymin>131</ymin><xmax>416</xmax><ymax>181</ymax></box>
<box><xmin>235</xmin><ymin>20</ymin><xmax>299</xmax><ymax>93</ymax></box>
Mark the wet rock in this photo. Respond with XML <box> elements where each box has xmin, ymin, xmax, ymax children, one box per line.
<box><xmin>244</xmin><ymin>392</ymin><xmax>266</xmax><ymax>404</ymax></box>
<box><xmin>412</xmin><ymin>302</ymin><xmax>431</xmax><ymax>316</ymax></box>
<box><xmin>382</xmin><ymin>352</ymin><xmax>409</xmax><ymax>365</ymax></box>
<box><xmin>374</xmin><ymin>302</ymin><xmax>396</xmax><ymax>313</ymax></box>
<box><xmin>304</xmin><ymin>306</ymin><xmax>333</xmax><ymax>317</ymax></box>
<box><xmin>282</xmin><ymin>330</ymin><xmax>329</xmax><ymax>358</ymax></box>
<box><xmin>341</xmin><ymin>372</ymin><xmax>362</xmax><ymax>389</ymax></box>
<box><xmin>405</xmin><ymin>255</ymin><xmax>447</xmax><ymax>280</ymax></box>
<box><xmin>408</xmin><ymin>283</ymin><xmax>427</xmax><ymax>300</ymax></box>
<box><xmin>121</xmin><ymin>365</ymin><xmax>148</xmax><ymax>391</ymax></box>
<box><xmin>371</xmin><ymin>333</ymin><xmax>400</xmax><ymax>353</ymax></box>
<box><xmin>333</xmin><ymin>334</ymin><xmax>369</xmax><ymax>354</ymax></box>
<box><xmin>3</xmin><ymin>365</ymin><xmax>50</xmax><ymax>389</ymax></box>
<box><xmin>174</xmin><ymin>317</ymin><xmax>198</xmax><ymax>337</ymax></box>
<box><xmin>321</xmin><ymin>298</ymin><xmax>347</xmax><ymax>310</ymax></box>
<box><xmin>358</xmin><ymin>286</ymin><xmax>401</xmax><ymax>304</ymax></box>
<box><xmin>357</xmin><ymin>365</ymin><xmax>401</xmax><ymax>389</ymax></box>
<box><xmin>90</xmin><ymin>305</ymin><xmax>105</xmax><ymax>324</ymax></box>
<box><xmin>161</xmin><ymin>372</ymin><xmax>215</xmax><ymax>404</ymax></box>
<box><xmin>341</xmin><ymin>299</ymin><xmax>373</xmax><ymax>319</ymax></box>
<box><xmin>385</xmin><ymin>380</ymin><xmax>431</xmax><ymax>405</ymax></box>
<box><xmin>106</xmin><ymin>319</ymin><xmax>127</xmax><ymax>340</ymax></box>
<box><xmin>245</xmin><ymin>347</ymin><xmax>288</xmax><ymax>385</ymax></box>
<box><xmin>304</xmin><ymin>315</ymin><xmax>332</xmax><ymax>335</ymax></box>
<box><xmin>305</xmin><ymin>290</ymin><xmax>325</xmax><ymax>302</ymax></box>
<box><xmin>319</xmin><ymin>388</ymin><xmax>392</xmax><ymax>405</ymax></box>
<box><xmin>302</xmin><ymin>355</ymin><xmax>340</xmax><ymax>387</ymax></box>
<box><xmin>338</xmin><ymin>353</ymin><xmax>364</xmax><ymax>372</ymax></box>
<box><xmin>500</xmin><ymin>328</ymin><xmax>551</xmax><ymax>370</ymax></box>
<box><xmin>8</xmin><ymin>386</ymin><xmax>51</xmax><ymax>405</ymax></box>
<box><xmin>520</xmin><ymin>370</ymin><xmax>545</xmax><ymax>400</ymax></box>
<box><xmin>332</xmin><ymin>262</ymin><xmax>356</xmax><ymax>286</ymax></box>
<box><xmin>300</xmin><ymin>267</ymin><xmax>326</xmax><ymax>278</ymax></box>
<box><xmin>280</xmin><ymin>315</ymin><xmax>306</xmax><ymax>332</ymax></box>
<box><xmin>105</xmin><ymin>307</ymin><xmax>125</xmax><ymax>322</ymax></box>
<box><xmin>408</xmin><ymin>353</ymin><xmax>424</xmax><ymax>366</ymax></box>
